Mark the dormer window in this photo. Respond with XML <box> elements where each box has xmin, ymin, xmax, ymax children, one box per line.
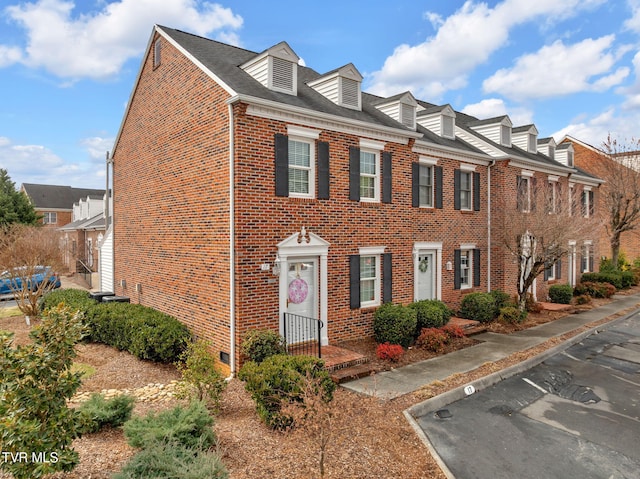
<box><xmin>416</xmin><ymin>104</ymin><xmax>456</xmax><ymax>139</ymax></box>
<box><xmin>528</xmin><ymin>133</ymin><xmax>536</xmax><ymax>153</ymax></box>
<box><xmin>241</xmin><ymin>41</ymin><xmax>299</xmax><ymax>96</ymax></box>
<box><xmin>567</xmin><ymin>150</ymin><xmax>574</xmax><ymax>167</ymax></box>
<box><xmin>374</xmin><ymin>92</ymin><xmax>417</xmax><ymax>131</ymax></box>
<box><xmin>308</xmin><ymin>63</ymin><xmax>362</xmax><ymax>110</ymax></box>
<box><xmin>501</xmin><ymin>124</ymin><xmax>511</xmax><ymax>147</ymax></box>
<box><xmin>443</xmin><ymin>115</ymin><xmax>455</xmax><ymax>139</ymax></box>
<box><xmin>549</xmin><ymin>144</ymin><xmax>556</xmax><ymax>160</ymax></box>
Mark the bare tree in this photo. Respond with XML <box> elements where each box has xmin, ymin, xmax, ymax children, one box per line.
<box><xmin>597</xmin><ymin>136</ymin><xmax>640</xmax><ymax>267</ymax></box>
<box><xmin>0</xmin><ymin>224</ymin><xmax>65</xmax><ymax>319</ymax></box>
<box><xmin>497</xmin><ymin>179</ymin><xmax>595</xmax><ymax>311</ymax></box>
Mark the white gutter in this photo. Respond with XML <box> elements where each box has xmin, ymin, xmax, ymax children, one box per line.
<box><xmin>227</xmin><ymin>102</ymin><xmax>236</xmax><ymax>379</ymax></box>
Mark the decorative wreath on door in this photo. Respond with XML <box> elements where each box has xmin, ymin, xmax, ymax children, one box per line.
<box><xmin>288</xmin><ymin>278</ymin><xmax>309</xmax><ymax>304</ymax></box>
<box><xmin>419</xmin><ymin>257</ymin><xmax>429</xmax><ymax>273</ymax></box>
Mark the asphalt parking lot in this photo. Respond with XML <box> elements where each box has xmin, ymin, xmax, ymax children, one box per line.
<box><xmin>413</xmin><ymin>311</ymin><xmax>640</xmax><ymax>479</ymax></box>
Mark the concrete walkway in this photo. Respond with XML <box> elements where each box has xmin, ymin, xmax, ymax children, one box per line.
<box><xmin>342</xmin><ymin>293</ymin><xmax>640</xmax><ymax>400</ymax></box>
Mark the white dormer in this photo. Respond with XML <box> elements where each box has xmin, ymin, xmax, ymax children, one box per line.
<box><xmin>308</xmin><ymin>63</ymin><xmax>362</xmax><ymax>111</ymax></box>
<box><xmin>374</xmin><ymin>92</ymin><xmax>417</xmax><ymax>130</ymax></box>
<box><xmin>512</xmin><ymin>125</ymin><xmax>538</xmax><ymax>153</ymax></box>
<box><xmin>538</xmin><ymin>137</ymin><xmax>557</xmax><ymax>160</ymax></box>
<box><xmin>416</xmin><ymin>104</ymin><xmax>456</xmax><ymax>139</ymax></box>
<box><xmin>469</xmin><ymin>116</ymin><xmax>512</xmax><ymax>147</ymax></box>
<box><xmin>555</xmin><ymin>143</ymin><xmax>574</xmax><ymax>167</ymax></box>
<box><xmin>241</xmin><ymin>41</ymin><xmax>299</xmax><ymax>95</ymax></box>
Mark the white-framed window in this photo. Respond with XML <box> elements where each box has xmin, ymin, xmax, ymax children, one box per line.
<box><xmin>43</xmin><ymin>212</ymin><xmax>57</xmax><ymax>225</ymax></box>
<box><xmin>582</xmin><ymin>187</ymin><xmax>594</xmax><ymax>218</ymax></box>
<box><xmin>419</xmin><ymin>164</ymin><xmax>433</xmax><ymax>208</ymax></box>
<box><xmin>459</xmin><ymin>170</ymin><xmax>472</xmax><ymax>210</ymax></box>
<box><xmin>360</xmin><ymin>149</ymin><xmax>379</xmax><ymax>202</ymax></box>
<box><xmin>547</xmin><ymin>178</ymin><xmax>558</xmax><ymax>214</ymax></box>
<box><xmin>459</xmin><ymin>250</ymin><xmax>471</xmax><ymax>289</ymax></box>
<box><xmin>359</xmin><ymin>246</ymin><xmax>384</xmax><ymax>307</ymax></box>
<box><xmin>288</xmin><ymin>138</ymin><xmax>314</xmax><ymax>197</ymax></box>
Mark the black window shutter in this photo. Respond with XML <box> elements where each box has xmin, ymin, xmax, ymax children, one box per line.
<box><xmin>274</xmin><ymin>134</ymin><xmax>289</xmax><ymax>197</ymax></box>
<box><xmin>473</xmin><ymin>249</ymin><xmax>481</xmax><ymax>287</ymax></box>
<box><xmin>349</xmin><ymin>146</ymin><xmax>360</xmax><ymax>201</ymax></box>
<box><xmin>383</xmin><ymin>253</ymin><xmax>392</xmax><ymax>303</ymax></box>
<box><xmin>317</xmin><ymin>141</ymin><xmax>330</xmax><ymax>199</ymax></box>
<box><xmin>531</xmin><ymin>177</ymin><xmax>537</xmax><ymax>211</ymax></box>
<box><xmin>382</xmin><ymin>152</ymin><xmax>392</xmax><ymax>204</ymax></box>
<box><xmin>589</xmin><ymin>190</ymin><xmax>594</xmax><ymax>216</ymax></box>
<box><xmin>349</xmin><ymin>255</ymin><xmax>360</xmax><ymax>309</ymax></box>
<box><xmin>454</xmin><ymin>169</ymin><xmax>461</xmax><ymax>210</ymax></box>
<box><xmin>544</xmin><ymin>262</ymin><xmax>550</xmax><ymax>280</ymax></box>
<box><xmin>411</xmin><ymin>163</ymin><xmax>420</xmax><ymax>207</ymax></box>
<box><xmin>454</xmin><ymin>249</ymin><xmax>461</xmax><ymax>290</ymax></box>
<box><xmin>557</xmin><ymin>259</ymin><xmax>562</xmax><ymax>279</ymax></box>
<box><xmin>435</xmin><ymin>166</ymin><xmax>443</xmax><ymax>209</ymax></box>
<box><xmin>473</xmin><ymin>172</ymin><xmax>480</xmax><ymax>211</ymax></box>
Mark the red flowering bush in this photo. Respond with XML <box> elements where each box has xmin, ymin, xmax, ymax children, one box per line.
<box><xmin>416</xmin><ymin>327</ymin><xmax>448</xmax><ymax>352</ymax></box>
<box><xmin>441</xmin><ymin>324</ymin><xmax>466</xmax><ymax>340</ymax></box>
<box><xmin>375</xmin><ymin>342</ymin><xmax>404</xmax><ymax>362</ymax></box>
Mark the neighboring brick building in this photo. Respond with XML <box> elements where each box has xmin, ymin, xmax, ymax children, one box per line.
<box><xmin>104</xmin><ymin>25</ymin><xmax>603</xmax><ymax>374</ymax></box>
<box><xmin>562</xmin><ymin>135</ymin><xmax>640</xmax><ymax>262</ymax></box>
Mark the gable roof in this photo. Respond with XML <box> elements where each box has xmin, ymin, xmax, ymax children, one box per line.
<box><xmin>21</xmin><ymin>184</ymin><xmax>105</xmax><ymax>210</ymax></box>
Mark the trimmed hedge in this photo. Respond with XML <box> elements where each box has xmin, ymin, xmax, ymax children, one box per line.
<box><xmin>238</xmin><ymin>354</ymin><xmax>335</xmax><ymax>430</ymax></box>
<box><xmin>459</xmin><ymin>292</ymin><xmax>496</xmax><ymax>323</ymax></box>
<box><xmin>372</xmin><ymin>303</ymin><xmax>417</xmax><ymax>347</ymax></box>
<box><xmin>581</xmin><ymin>272</ymin><xmax>623</xmax><ymax>289</ymax></box>
<box><xmin>409</xmin><ymin>300</ymin><xmax>452</xmax><ymax>331</ymax></box>
<box><xmin>548</xmin><ymin>284</ymin><xmax>573</xmax><ymax>304</ymax></box>
<box><xmin>240</xmin><ymin>329</ymin><xmax>286</xmax><ymax>363</ymax></box>
<box><xmin>490</xmin><ymin>289</ymin><xmax>512</xmax><ymax>317</ymax></box>
<box><xmin>574</xmin><ymin>281</ymin><xmax>616</xmax><ymax>299</ymax></box>
<box><xmin>42</xmin><ymin>291</ymin><xmax>191</xmax><ymax>364</ymax></box>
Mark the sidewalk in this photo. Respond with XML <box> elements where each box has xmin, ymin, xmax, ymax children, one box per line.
<box><xmin>342</xmin><ymin>293</ymin><xmax>640</xmax><ymax>400</ymax></box>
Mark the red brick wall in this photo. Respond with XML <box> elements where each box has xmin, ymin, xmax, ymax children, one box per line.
<box><xmin>112</xmin><ymin>32</ymin><xmax>232</xmax><ymax>371</ymax></box>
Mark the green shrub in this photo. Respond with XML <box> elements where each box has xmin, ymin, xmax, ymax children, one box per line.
<box><xmin>85</xmin><ymin>303</ymin><xmax>190</xmax><ymax>363</ymax></box>
<box><xmin>490</xmin><ymin>289</ymin><xmax>512</xmax><ymax>316</ymax></box>
<box><xmin>40</xmin><ymin>288</ymin><xmax>97</xmax><ymax>314</ymax></box>
<box><xmin>240</xmin><ymin>329</ymin><xmax>286</xmax><ymax>363</ymax></box>
<box><xmin>409</xmin><ymin>300</ymin><xmax>451</xmax><ymax>332</ymax></box>
<box><xmin>238</xmin><ymin>354</ymin><xmax>335</xmax><ymax>430</ymax></box>
<box><xmin>574</xmin><ymin>281</ymin><xmax>616</xmax><ymax>298</ymax></box>
<box><xmin>113</xmin><ymin>440</ymin><xmax>228</xmax><ymax>479</ymax></box>
<box><xmin>0</xmin><ymin>304</ymin><xmax>87</xmax><ymax>479</ymax></box>
<box><xmin>548</xmin><ymin>284</ymin><xmax>573</xmax><ymax>304</ymax></box>
<box><xmin>581</xmin><ymin>272</ymin><xmax>622</xmax><ymax>289</ymax></box>
<box><xmin>621</xmin><ymin>270</ymin><xmax>637</xmax><ymax>288</ymax></box>
<box><xmin>175</xmin><ymin>340</ymin><xmax>227</xmax><ymax>413</ymax></box>
<box><xmin>78</xmin><ymin>393</ymin><xmax>135</xmax><ymax>433</ymax></box>
<box><xmin>123</xmin><ymin>401</ymin><xmax>215</xmax><ymax>449</ymax></box>
<box><xmin>459</xmin><ymin>292</ymin><xmax>496</xmax><ymax>323</ymax></box>
<box><xmin>128</xmin><ymin>308</ymin><xmax>191</xmax><ymax>363</ymax></box>
<box><xmin>372</xmin><ymin>303</ymin><xmax>417</xmax><ymax>347</ymax></box>
<box><xmin>498</xmin><ymin>306</ymin><xmax>527</xmax><ymax>324</ymax></box>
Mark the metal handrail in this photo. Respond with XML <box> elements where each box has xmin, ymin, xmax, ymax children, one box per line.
<box><xmin>283</xmin><ymin>312</ymin><xmax>323</xmax><ymax>359</ymax></box>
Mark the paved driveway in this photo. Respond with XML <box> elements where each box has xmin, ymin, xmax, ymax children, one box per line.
<box><xmin>412</xmin><ymin>312</ymin><xmax>640</xmax><ymax>479</ymax></box>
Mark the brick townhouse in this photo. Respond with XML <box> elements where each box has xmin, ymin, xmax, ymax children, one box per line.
<box><xmin>103</xmin><ymin>25</ymin><xmax>602</xmax><ymax>374</ymax></box>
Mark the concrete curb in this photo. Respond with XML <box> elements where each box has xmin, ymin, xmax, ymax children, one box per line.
<box><xmin>403</xmin><ymin>304</ymin><xmax>640</xmax><ymax>479</ymax></box>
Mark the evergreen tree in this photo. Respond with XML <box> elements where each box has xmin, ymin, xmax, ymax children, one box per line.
<box><xmin>0</xmin><ymin>169</ymin><xmax>38</xmax><ymax>226</ymax></box>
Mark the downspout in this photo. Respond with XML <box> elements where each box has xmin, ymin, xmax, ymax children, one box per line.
<box><xmin>487</xmin><ymin>159</ymin><xmax>495</xmax><ymax>292</ymax></box>
<box><xmin>227</xmin><ymin>102</ymin><xmax>236</xmax><ymax>379</ymax></box>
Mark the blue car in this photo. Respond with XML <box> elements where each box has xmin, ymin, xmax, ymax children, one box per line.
<box><xmin>0</xmin><ymin>266</ymin><xmax>61</xmax><ymax>296</ymax></box>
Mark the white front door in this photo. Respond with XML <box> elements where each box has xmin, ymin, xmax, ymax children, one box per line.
<box><xmin>416</xmin><ymin>251</ymin><xmax>436</xmax><ymax>301</ymax></box>
<box><xmin>285</xmin><ymin>257</ymin><xmax>318</xmax><ymax>343</ymax></box>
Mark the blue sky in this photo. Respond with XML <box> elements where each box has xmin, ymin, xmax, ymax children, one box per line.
<box><xmin>1</xmin><ymin>0</ymin><xmax>640</xmax><ymax>189</ymax></box>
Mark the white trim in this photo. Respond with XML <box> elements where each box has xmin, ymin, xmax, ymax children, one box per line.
<box><xmin>359</xmin><ymin>252</ymin><xmax>382</xmax><ymax>308</ymax></box>
<box><xmin>419</xmin><ymin>156</ymin><xmax>438</xmax><ymax>166</ymax></box>
<box><xmin>277</xmin><ymin>231</ymin><xmax>330</xmax><ymax>346</ymax></box>
<box><xmin>460</xmin><ymin>242</ymin><xmax>476</xmax><ymax>250</ymax></box>
<box><xmin>287</xmin><ymin>125</ymin><xmax>320</xmax><ymax>140</ymax></box>
<box><xmin>413</xmin><ymin>242</ymin><xmax>442</xmax><ymax>301</ymax></box>
<box><xmin>547</xmin><ymin>175</ymin><xmax>559</xmax><ymax>182</ymax></box>
<box><xmin>359</xmin><ymin>148</ymin><xmax>380</xmax><ymax>203</ymax></box>
<box><xmin>521</xmin><ymin>169</ymin><xmax>535</xmax><ymax>178</ymax></box>
<box><xmin>359</xmin><ymin>138</ymin><xmax>386</xmax><ymax>150</ymax></box>
<box><xmin>413</xmin><ymin>138</ymin><xmax>492</xmax><ymax>165</ymax></box>
<box><xmin>228</xmin><ymin>103</ymin><xmax>236</xmax><ymax>375</ymax></box>
<box><xmin>287</xmin><ymin>136</ymin><xmax>315</xmax><ymax>199</ymax></box>
<box><xmin>459</xmin><ymin>163</ymin><xmax>477</xmax><ymax>172</ymax></box>
<box><xmin>359</xmin><ymin>246</ymin><xmax>386</xmax><ymax>255</ymax></box>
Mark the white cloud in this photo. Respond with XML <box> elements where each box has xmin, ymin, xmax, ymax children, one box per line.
<box><xmin>461</xmin><ymin>98</ymin><xmax>533</xmax><ymax>125</ymax></box>
<box><xmin>80</xmin><ymin>136</ymin><xmax>115</xmax><ymax>161</ymax></box>
<box><xmin>0</xmin><ymin>136</ymin><xmax>104</xmax><ymax>188</ymax></box>
<box><xmin>624</xmin><ymin>0</ymin><xmax>640</xmax><ymax>33</ymax></box>
<box><xmin>552</xmin><ymin>108</ymin><xmax>640</xmax><ymax>145</ymax></box>
<box><xmin>483</xmin><ymin>36</ymin><xmax>629</xmax><ymax>100</ymax></box>
<box><xmin>0</xmin><ymin>45</ymin><xmax>22</xmax><ymax>67</ymax></box>
<box><xmin>366</xmin><ymin>0</ymin><xmax>606</xmax><ymax>99</ymax></box>
<box><xmin>1</xmin><ymin>0</ymin><xmax>243</xmax><ymax>80</ymax></box>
